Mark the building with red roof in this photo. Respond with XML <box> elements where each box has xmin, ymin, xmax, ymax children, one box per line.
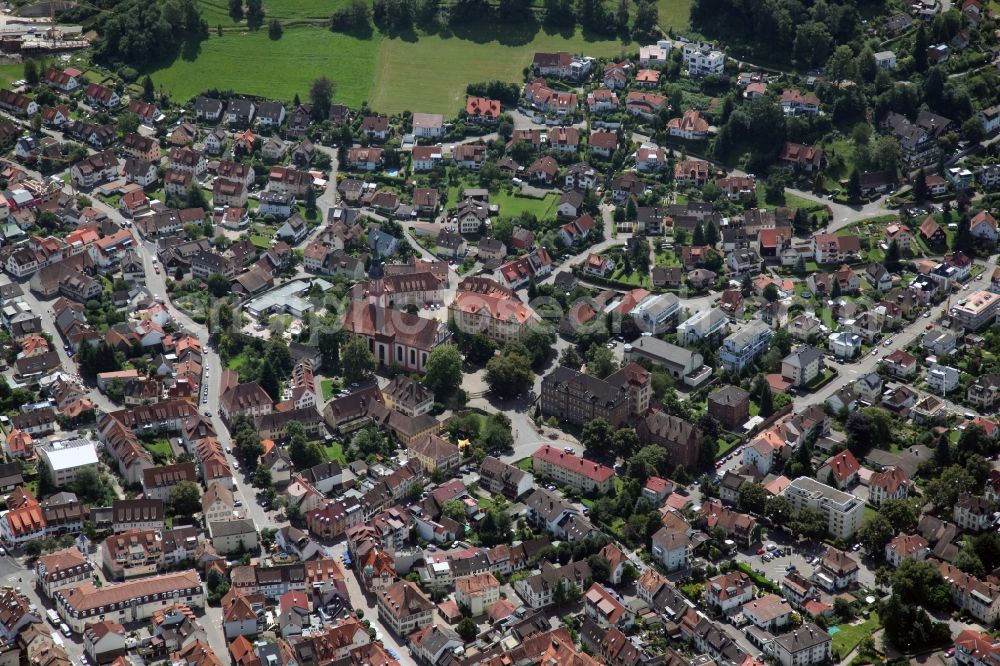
<box><xmin>816</xmin><ymin>450</ymin><xmax>860</xmax><ymax>489</ymax></box>
<box><xmin>642</xmin><ymin>476</ymin><xmax>671</xmax><ymax>506</ymax></box>
<box><xmin>584</xmin><ymin>583</ymin><xmax>631</xmax><ymax>629</ymax></box>
<box><xmin>466</xmin><ymin>97</ymin><xmax>500</xmax><ymax>122</ymax></box>
<box><xmin>869</xmin><ymin>466</ymin><xmax>911</xmax><ymax>506</ymax></box>
<box><xmin>531</xmin><ymin>444</ymin><xmax>614</xmax><ymax>494</ymax></box>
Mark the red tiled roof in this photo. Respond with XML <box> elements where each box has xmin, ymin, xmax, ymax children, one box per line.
<box><xmin>532</xmin><ymin>445</ymin><xmax>613</xmax><ymax>483</ymax></box>
<box><xmin>822</xmin><ymin>450</ymin><xmax>859</xmax><ymax>483</ymax></box>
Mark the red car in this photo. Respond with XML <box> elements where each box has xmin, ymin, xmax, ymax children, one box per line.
<box><xmin>756</xmin><ymin>547</ymin><xmax>765</xmax><ymax>555</ymax></box>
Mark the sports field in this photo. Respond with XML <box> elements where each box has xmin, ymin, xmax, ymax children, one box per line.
<box><xmin>147</xmin><ymin>0</ymin><xmax>690</xmax><ymax>114</ymax></box>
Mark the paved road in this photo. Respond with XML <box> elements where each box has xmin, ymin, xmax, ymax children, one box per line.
<box><xmin>329</xmin><ymin>542</ymin><xmax>418</xmax><ymax>666</ymax></box>
<box><xmin>792</xmin><ymin>252</ymin><xmax>998</xmax><ymax>414</ymax></box>
<box><xmin>784</xmin><ymin>188</ymin><xmax>890</xmax><ymax>233</ymax></box>
<box><xmin>1</xmin><ymin>147</ymin><xmax>296</xmax><ymax>652</ymax></box>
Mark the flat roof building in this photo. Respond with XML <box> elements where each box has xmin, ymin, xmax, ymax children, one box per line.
<box><xmin>951</xmin><ymin>290</ymin><xmax>1000</xmax><ymax>331</ymax></box>
<box><xmin>783</xmin><ymin>476</ymin><xmax>864</xmax><ymax>540</ymax></box>
<box><xmin>37</xmin><ymin>438</ymin><xmax>99</xmax><ymax>488</ymax></box>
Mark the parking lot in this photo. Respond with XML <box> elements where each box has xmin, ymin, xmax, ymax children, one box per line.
<box><xmin>736</xmin><ymin>543</ymin><xmax>823</xmax><ymax>588</ymax></box>
<box><xmin>734</xmin><ymin>534</ymin><xmax>878</xmax><ymax>595</ymax></box>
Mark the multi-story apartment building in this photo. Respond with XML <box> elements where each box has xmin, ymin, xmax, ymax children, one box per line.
<box><xmin>141</xmin><ymin>462</ymin><xmax>198</xmax><ymax>502</ymax></box>
<box><xmin>718</xmin><ymin>321</ymin><xmax>774</xmax><ymax>374</ymax></box>
<box><xmin>629</xmin><ymin>293</ymin><xmax>681</xmax><ymax>334</ymax></box>
<box><xmin>454</xmin><ymin>573</ymin><xmax>501</xmax><ymax>616</ymax></box>
<box><xmin>951</xmin><ymin>291</ymin><xmax>1000</xmax><ymax>331</ymax></box>
<box><xmin>101</xmin><ymin>529</ymin><xmax>164</xmax><ymax>581</ymax></box>
<box><xmin>540</xmin><ymin>366</ymin><xmax>629</xmax><ymax>427</ymax></box>
<box><xmin>377</xmin><ymin>581</ymin><xmax>433</xmax><ymax>636</ymax></box>
<box><xmin>955</xmin><ymin>494</ymin><xmax>992</xmax><ymax>532</ymax></box>
<box><xmin>650</xmin><ymin>527</ymin><xmax>692</xmax><ymax>572</ymax></box>
<box><xmin>681</xmin><ymin>42</ymin><xmax>725</xmax><ymax>76</ymax></box>
<box><xmin>885</xmin><ymin>534</ymin><xmax>929</xmax><ymax>568</ymax></box>
<box><xmin>703</xmin><ymin>571</ymin><xmax>753</xmax><ymax>612</ymax></box>
<box><xmin>53</xmin><ymin>570</ymin><xmax>205</xmax><ymax>633</ymax></box>
<box><xmin>927</xmin><ymin>363</ymin><xmax>961</xmax><ymax>396</ymax></box>
<box><xmin>784</xmin><ymin>477</ymin><xmax>864</xmax><ymax>540</ymax></box>
<box><xmin>955</xmin><ymin>630</ymin><xmax>1000</xmax><ymax>666</ymax></box>
<box><xmin>531</xmin><ymin>445</ymin><xmax>613</xmax><ymax>494</ymax></box>
<box><xmin>967</xmin><ymin>374</ymin><xmax>1000</xmax><ymax>410</ymax></box>
<box><xmin>707</xmin><ymin>385</ymin><xmax>751</xmax><ymax>431</ymax></box>
<box><xmin>448</xmin><ymin>289</ymin><xmax>538</xmax><ymax>344</ymax></box>
<box><xmin>35</xmin><ymin>547</ymin><xmax>94</xmax><ymax>598</ymax></box>
<box><xmin>111</xmin><ymin>499</ymin><xmax>165</xmax><ymax>533</ymax></box>
<box><xmin>406</xmin><ymin>434</ymin><xmax>460</xmax><ymax>473</ymax></box>
<box><xmin>512</xmin><ymin>560</ymin><xmax>592</xmax><ymax>608</ymax></box>
<box><xmin>772</xmin><ymin>623</ymin><xmax>832</xmax><ymax>666</ymax></box>
<box><xmin>478</xmin><ymin>456</ymin><xmax>535</xmax><ymax>499</ymax></box>
<box><xmin>605</xmin><ymin>363</ymin><xmax>652</xmax><ymax>416</ymax></box>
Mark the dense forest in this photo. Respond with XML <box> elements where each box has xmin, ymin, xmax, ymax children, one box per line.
<box><xmin>690</xmin><ymin>0</ymin><xmax>873</xmax><ymax>66</ymax></box>
<box><xmin>337</xmin><ymin>0</ymin><xmax>660</xmax><ymax>43</ymax></box>
<box><xmin>65</xmin><ymin>0</ymin><xmax>206</xmax><ymax>70</ymax></box>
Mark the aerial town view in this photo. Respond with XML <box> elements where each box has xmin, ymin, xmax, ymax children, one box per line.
<box><xmin>0</xmin><ymin>1</ymin><xmax>997</xmax><ymax>666</ymax></box>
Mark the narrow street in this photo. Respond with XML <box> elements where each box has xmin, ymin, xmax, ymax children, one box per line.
<box><xmin>328</xmin><ymin>541</ymin><xmax>419</xmax><ymax>666</ymax></box>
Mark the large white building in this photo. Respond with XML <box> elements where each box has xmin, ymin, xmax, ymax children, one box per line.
<box><xmin>37</xmin><ymin>438</ymin><xmax>99</xmax><ymax>487</ymax></box>
<box><xmin>927</xmin><ymin>363</ymin><xmax>961</xmax><ymax>396</ymax></box>
<box><xmin>783</xmin><ymin>477</ymin><xmax>864</xmax><ymax>540</ymax></box>
<box><xmin>718</xmin><ymin>321</ymin><xmax>774</xmax><ymax>374</ymax></box>
<box><xmin>950</xmin><ymin>291</ymin><xmax>1000</xmax><ymax>331</ymax></box>
<box><xmin>682</xmin><ymin>42</ymin><xmax>725</xmax><ymax>76</ymax></box>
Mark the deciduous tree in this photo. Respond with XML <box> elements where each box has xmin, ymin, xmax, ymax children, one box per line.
<box><xmin>341</xmin><ymin>336</ymin><xmax>376</xmax><ymax>383</ymax></box>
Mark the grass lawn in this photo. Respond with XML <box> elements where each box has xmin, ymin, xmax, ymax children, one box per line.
<box><xmin>250</xmin><ymin>235</ymin><xmax>271</xmax><ymax>249</ymax></box>
<box><xmin>515</xmin><ymin>457</ymin><xmax>533</xmax><ymax>472</ymax></box>
<box><xmin>0</xmin><ymin>64</ymin><xmax>24</xmax><ymax>88</ymax></box>
<box><xmin>227</xmin><ymin>349</ymin><xmax>260</xmax><ymax>381</ymax></box>
<box><xmin>492</xmin><ymin>190</ymin><xmax>559</xmax><ymax>219</ymax></box>
<box><xmin>154</xmin><ymin>9</ymin><xmax>628</xmax><ymax>115</ymax></box>
<box><xmin>610</xmin><ymin>268</ymin><xmax>651</xmax><ymax>287</ymax></box>
<box><xmin>142</xmin><ymin>438</ymin><xmax>174</xmax><ymax>463</ymax></box>
<box><xmin>150</xmin><ymin>27</ymin><xmax>377</xmax><ymax>107</ymax></box>
<box><xmin>832</xmin><ymin>612</ymin><xmax>880</xmax><ymax>657</ymax></box>
<box><xmin>320</xmin><ymin>378</ymin><xmax>343</xmax><ymax>401</ymax></box>
<box><xmin>656</xmin><ymin>0</ymin><xmax>692</xmax><ymax>30</ymax></box>
<box><xmin>717</xmin><ymin>438</ymin><xmax>740</xmax><ymax>458</ymax></box>
<box><xmin>818</xmin><ymin>307</ymin><xmax>834</xmax><ymax>329</ymax></box>
<box><xmin>322</xmin><ymin>441</ymin><xmax>347</xmax><ymax>464</ymax></box>
<box><xmin>199</xmin><ymin>0</ymin><xmax>346</xmax><ymax>25</ymax></box>
<box><xmin>784</xmin><ymin>192</ymin><xmax>827</xmax><ymax>215</ymax></box>
<box><xmin>655</xmin><ymin>248</ymin><xmax>681</xmax><ymax>267</ymax></box>
<box><xmin>863</xmin><ymin>504</ymin><xmax>877</xmax><ymax>523</ymax></box>
<box><xmin>371</xmin><ymin>26</ymin><xmax>627</xmax><ymax>114</ymax></box>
